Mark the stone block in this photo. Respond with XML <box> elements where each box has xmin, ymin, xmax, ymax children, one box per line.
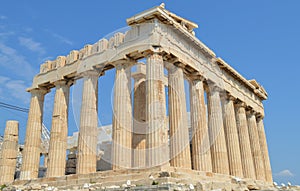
<box><xmin>66</xmin><ymin>50</ymin><xmax>79</xmax><ymax>64</ymax></box>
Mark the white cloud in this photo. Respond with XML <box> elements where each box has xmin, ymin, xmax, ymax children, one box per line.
<box><xmin>49</xmin><ymin>32</ymin><xmax>73</xmax><ymax>45</ymax></box>
<box><xmin>275</xmin><ymin>170</ymin><xmax>295</xmax><ymax>177</ymax></box>
<box><xmin>18</xmin><ymin>37</ymin><xmax>45</xmax><ymax>55</ymax></box>
<box><xmin>0</xmin><ymin>42</ymin><xmax>36</xmax><ymax>79</ymax></box>
<box><xmin>0</xmin><ymin>76</ymin><xmax>30</xmax><ymax>104</ymax></box>
<box><xmin>0</xmin><ymin>15</ymin><xmax>7</xmax><ymax>20</ymax></box>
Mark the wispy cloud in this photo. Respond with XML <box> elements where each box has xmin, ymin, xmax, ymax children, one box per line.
<box><xmin>47</xmin><ymin>30</ymin><xmax>73</xmax><ymax>45</ymax></box>
<box><xmin>0</xmin><ymin>42</ymin><xmax>37</xmax><ymax>79</ymax></box>
<box><xmin>18</xmin><ymin>37</ymin><xmax>45</xmax><ymax>55</ymax></box>
<box><xmin>0</xmin><ymin>76</ymin><xmax>30</xmax><ymax>104</ymax></box>
<box><xmin>275</xmin><ymin>170</ymin><xmax>295</xmax><ymax>177</ymax></box>
<box><xmin>0</xmin><ymin>15</ymin><xmax>7</xmax><ymax>20</ymax></box>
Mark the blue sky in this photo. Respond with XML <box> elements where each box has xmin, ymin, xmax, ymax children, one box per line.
<box><xmin>0</xmin><ymin>0</ymin><xmax>299</xmax><ymax>185</ymax></box>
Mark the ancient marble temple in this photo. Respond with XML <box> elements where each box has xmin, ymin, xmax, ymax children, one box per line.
<box><xmin>0</xmin><ymin>4</ymin><xmax>273</xmax><ymax>189</ymax></box>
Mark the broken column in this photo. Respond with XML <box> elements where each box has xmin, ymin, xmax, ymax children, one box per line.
<box><xmin>0</xmin><ymin>120</ymin><xmax>19</xmax><ymax>185</ymax></box>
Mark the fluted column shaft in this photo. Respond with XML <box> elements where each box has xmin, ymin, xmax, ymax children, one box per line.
<box><xmin>20</xmin><ymin>88</ymin><xmax>47</xmax><ymax>180</ymax></box>
<box><xmin>257</xmin><ymin>117</ymin><xmax>273</xmax><ymax>182</ymax></box>
<box><xmin>132</xmin><ymin>73</ymin><xmax>146</xmax><ymax>168</ymax></box>
<box><xmin>221</xmin><ymin>95</ymin><xmax>243</xmax><ymax>177</ymax></box>
<box><xmin>207</xmin><ymin>86</ymin><xmax>229</xmax><ymax>174</ymax></box>
<box><xmin>247</xmin><ymin>111</ymin><xmax>265</xmax><ymax>181</ymax></box>
<box><xmin>112</xmin><ymin>63</ymin><xmax>132</xmax><ymax>169</ymax></box>
<box><xmin>235</xmin><ymin>103</ymin><xmax>256</xmax><ymax>179</ymax></box>
<box><xmin>190</xmin><ymin>78</ymin><xmax>212</xmax><ymax>171</ymax></box>
<box><xmin>77</xmin><ymin>70</ymin><xmax>98</xmax><ymax>174</ymax></box>
<box><xmin>47</xmin><ymin>80</ymin><xmax>70</xmax><ymax>177</ymax></box>
<box><xmin>169</xmin><ymin>65</ymin><xmax>191</xmax><ymax>169</ymax></box>
<box><xmin>0</xmin><ymin>121</ymin><xmax>19</xmax><ymax>184</ymax></box>
<box><xmin>146</xmin><ymin>53</ymin><xmax>168</xmax><ymax>167</ymax></box>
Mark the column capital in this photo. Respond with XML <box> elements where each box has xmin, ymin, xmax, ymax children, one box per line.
<box><xmin>81</xmin><ymin>69</ymin><xmax>100</xmax><ymax>78</ymax></box>
<box><xmin>54</xmin><ymin>79</ymin><xmax>74</xmax><ymax>88</ymax></box>
<box><xmin>220</xmin><ymin>91</ymin><xmax>236</xmax><ymax>102</ymax></box>
<box><xmin>28</xmin><ymin>88</ymin><xmax>49</xmax><ymax>96</ymax></box>
<box><xmin>206</xmin><ymin>80</ymin><xmax>223</xmax><ymax>93</ymax></box>
<box><xmin>255</xmin><ymin>112</ymin><xmax>265</xmax><ymax>120</ymax></box>
<box><xmin>234</xmin><ymin>100</ymin><xmax>247</xmax><ymax>108</ymax></box>
<box><xmin>246</xmin><ymin>108</ymin><xmax>257</xmax><ymax>117</ymax></box>
<box><xmin>113</xmin><ymin>59</ymin><xmax>136</xmax><ymax>68</ymax></box>
<box><xmin>188</xmin><ymin>71</ymin><xmax>206</xmax><ymax>82</ymax></box>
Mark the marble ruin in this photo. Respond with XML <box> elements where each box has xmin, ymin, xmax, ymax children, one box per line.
<box><xmin>0</xmin><ymin>4</ymin><xmax>275</xmax><ymax>190</ymax></box>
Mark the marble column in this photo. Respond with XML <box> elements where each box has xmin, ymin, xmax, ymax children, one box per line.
<box><xmin>20</xmin><ymin>88</ymin><xmax>48</xmax><ymax>180</ymax></box>
<box><xmin>44</xmin><ymin>153</ymin><xmax>49</xmax><ymax>168</ymax></box>
<box><xmin>207</xmin><ymin>85</ymin><xmax>229</xmax><ymax>174</ymax></box>
<box><xmin>112</xmin><ymin>63</ymin><xmax>132</xmax><ymax>169</ymax></box>
<box><xmin>221</xmin><ymin>94</ymin><xmax>243</xmax><ymax>177</ymax></box>
<box><xmin>257</xmin><ymin>116</ymin><xmax>273</xmax><ymax>182</ymax></box>
<box><xmin>168</xmin><ymin>65</ymin><xmax>191</xmax><ymax>169</ymax></box>
<box><xmin>235</xmin><ymin>102</ymin><xmax>256</xmax><ymax>179</ymax></box>
<box><xmin>0</xmin><ymin>121</ymin><xmax>19</xmax><ymax>185</ymax></box>
<box><xmin>132</xmin><ymin>64</ymin><xmax>146</xmax><ymax>168</ymax></box>
<box><xmin>189</xmin><ymin>78</ymin><xmax>212</xmax><ymax>172</ymax></box>
<box><xmin>247</xmin><ymin>110</ymin><xmax>265</xmax><ymax>181</ymax></box>
<box><xmin>77</xmin><ymin>70</ymin><xmax>99</xmax><ymax>174</ymax></box>
<box><xmin>47</xmin><ymin>80</ymin><xmax>71</xmax><ymax>177</ymax></box>
<box><xmin>146</xmin><ymin>53</ymin><xmax>168</xmax><ymax>167</ymax></box>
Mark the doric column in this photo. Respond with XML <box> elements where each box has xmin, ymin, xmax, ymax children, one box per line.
<box><xmin>235</xmin><ymin>102</ymin><xmax>256</xmax><ymax>179</ymax></box>
<box><xmin>207</xmin><ymin>84</ymin><xmax>229</xmax><ymax>174</ymax></box>
<box><xmin>168</xmin><ymin>64</ymin><xmax>191</xmax><ymax>169</ymax></box>
<box><xmin>132</xmin><ymin>63</ymin><xmax>146</xmax><ymax>168</ymax></box>
<box><xmin>257</xmin><ymin>116</ymin><xmax>273</xmax><ymax>182</ymax></box>
<box><xmin>146</xmin><ymin>53</ymin><xmax>168</xmax><ymax>167</ymax></box>
<box><xmin>0</xmin><ymin>121</ymin><xmax>19</xmax><ymax>184</ymax></box>
<box><xmin>112</xmin><ymin>62</ymin><xmax>133</xmax><ymax>169</ymax></box>
<box><xmin>20</xmin><ymin>88</ymin><xmax>48</xmax><ymax>180</ymax></box>
<box><xmin>47</xmin><ymin>80</ymin><xmax>71</xmax><ymax>177</ymax></box>
<box><xmin>247</xmin><ymin>110</ymin><xmax>265</xmax><ymax>181</ymax></box>
<box><xmin>189</xmin><ymin>77</ymin><xmax>212</xmax><ymax>172</ymax></box>
<box><xmin>77</xmin><ymin>70</ymin><xmax>99</xmax><ymax>174</ymax></box>
<box><xmin>221</xmin><ymin>94</ymin><xmax>243</xmax><ymax>177</ymax></box>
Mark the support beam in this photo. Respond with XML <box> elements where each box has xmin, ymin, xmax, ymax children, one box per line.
<box><xmin>20</xmin><ymin>88</ymin><xmax>48</xmax><ymax>180</ymax></box>
<box><xmin>112</xmin><ymin>62</ymin><xmax>133</xmax><ymax>169</ymax></box>
<box><xmin>47</xmin><ymin>80</ymin><xmax>71</xmax><ymax>177</ymax></box>
<box><xmin>0</xmin><ymin>121</ymin><xmax>19</xmax><ymax>185</ymax></box>
<box><xmin>77</xmin><ymin>70</ymin><xmax>99</xmax><ymax>174</ymax></box>
<box><xmin>146</xmin><ymin>53</ymin><xmax>168</xmax><ymax>168</ymax></box>
<box><xmin>257</xmin><ymin>117</ymin><xmax>273</xmax><ymax>182</ymax></box>
<box><xmin>132</xmin><ymin>64</ymin><xmax>146</xmax><ymax>169</ymax></box>
<box><xmin>235</xmin><ymin>102</ymin><xmax>256</xmax><ymax>179</ymax></box>
<box><xmin>247</xmin><ymin>110</ymin><xmax>265</xmax><ymax>181</ymax></box>
<box><xmin>207</xmin><ymin>85</ymin><xmax>229</xmax><ymax>174</ymax></box>
<box><xmin>189</xmin><ymin>78</ymin><xmax>212</xmax><ymax>172</ymax></box>
<box><xmin>168</xmin><ymin>64</ymin><xmax>191</xmax><ymax>169</ymax></box>
<box><xmin>221</xmin><ymin>94</ymin><xmax>243</xmax><ymax>177</ymax></box>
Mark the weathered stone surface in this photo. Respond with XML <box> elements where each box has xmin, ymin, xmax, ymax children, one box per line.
<box><xmin>221</xmin><ymin>94</ymin><xmax>243</xmax><ymax>178</ymax></box>
<box><xmin>207</xmin><ymin>85</ymin><xmax>229</xmax><ymax>175</ymax></box>
<box><xmin>20</xmin><ymin>89</ymin><xmax>48</xmax><ymax>180</ymax></box>
<box><xmin>168</xmin><ymin>65</ymin><xmax>191</xmax><ymax>169</ymax></box>
<box><xmin>47</xmin><ymin>80</ymin><xmax>70</xmax><ymax>177</ymax></box>
<box><xmin>132</xmin><ymin>63</ymin><xmax>146</xmax><ymax>169</ymax></box>
<box><xmin>235</xmin><ymin>103</ymin><xmax>256</xmax><ymax>179</ymax></box>
<box><xmin>190</xmin><ymin>78</ymin><xmax>212</xmax><ymax>172</ymax></box>
<box><xmin>77</xmin><ymin>70</ymin><xmax>99</xmax><ymax>174</ymax></box>
<box><xmin>112</xmin><ymin>63</ymin><xmax>132</xmax><ymax>169</ymax></box>
<box><xmin>0</xmin><ymin>121</ymin><xmax>19</xmax><ymax>185</ymax></box>
<box><xmin>146</xmin><ymin>53</ymin><xmax>168</xmax><ymax>168</ymax></box>
<box><xmin>247</xmin><ymin>110</ymin><xmax>265</xmax><ymax>181</ymax></box>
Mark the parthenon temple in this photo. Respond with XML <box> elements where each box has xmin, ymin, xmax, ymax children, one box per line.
<box><xmin>0</xmin><ymin>4</ymin><xmax>274</xmax><ymax>190</ymax></box>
